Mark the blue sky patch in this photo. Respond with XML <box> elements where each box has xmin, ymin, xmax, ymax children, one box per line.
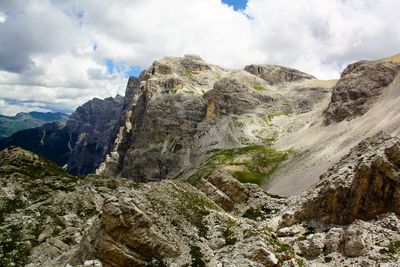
<box><xmin>104</xmin><ymin>59</ymin><xmax>142</xmax><ymax>78</ymax></box>
<box><xmin>221</xmin><ymin>0</ymin><xmax>248</xmax><ymax>10</ymax></box>
<box><xmin>126</xmin><ymin>66</ymin><xmax>142</xmax><ymax>78</ymax></box>
<box><xmin>105</xmin><ymin>59</ymin><xmax>115</xmax><ymax>74</ymax></box>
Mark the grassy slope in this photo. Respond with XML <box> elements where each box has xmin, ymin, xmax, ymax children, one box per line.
<box><xmin>186</xmin><ymin>145</ymin><xmax>290</xmax><ymax>186</ymax></box>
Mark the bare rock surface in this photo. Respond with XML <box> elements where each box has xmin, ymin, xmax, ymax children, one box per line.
<box><xmin>98</xmin><ymin>55</ymin><xmax>332</xmax><ymax>185</ymax></box>
<box><xmin>244</xmin><ymin>64</ymin><xmax>315</xmax><ymax>85</ymax></box>
<box><xmin>0</xmin><ymin>95</ymin><xmax>125</xmax><ymax>176</ymax></box>
<box><xmin>324</xmin><ymin>56</ymin><xmax>400</xmax><ymax>124</ymax></box>
<box><xmin>2</xmin><ymin>137</ymin><xmax>400</xmax><ymax>266</ymax></box>
<box><xmin>284</xmin><ymin>132</ymin><xmax>400</xmax><ymax>225</ymax></box>
<box><xmin>0</xmin><ymin>147</ymin><xmax>298</xmax><ymax>267</ymax></box>
<box><xmin>3</xmin><ymin>54</ymin><xmax>400</xmax><ymax>267</ymax></box>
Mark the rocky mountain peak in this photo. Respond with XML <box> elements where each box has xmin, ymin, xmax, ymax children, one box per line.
<box><xmin>244</xmin><ymin>64</ymin><xmax>315</xmax><ymax>85</ymax></box>
<box><xmin>98</xmin><ymin>55</ymin><xmax>332</xmax><ymax>183</ymax></box>
<box><xmin>323</xmin><ymin>57</ymin><xmax>400</xmax><ymax>125</ymax></box>
<box><xmin>2</xmin><ymin>54</ymin><xmax>400</xmax><ymax>266</ymax></box>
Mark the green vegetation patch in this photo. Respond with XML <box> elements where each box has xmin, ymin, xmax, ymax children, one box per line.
<box><xmin>186</xmin><ymin>145</ymin><xmax>289</xmax><ymax>186</ymax></box>
<box><xmin>221</xmin><ymin>219</ymin><xmax>238</xmax><ymax>245</ymax></box>
<box><xmin>145</xmin><ymin>182</ymin><xmax>220</xmax><ymax>237</ymax></box>
<box><xmin>171</xmin><ymin>143</ymin><xmax>183</xmax><ymax>153</ymax></box>
<box><xmin>242</xmin><ymin>208</ymin><xmax>266</xmax><ymax>221</ymax></box>
<box><xmin>268</xmin><ymin>235</ymin><xmax>296</xmax><ymax>264</ymax></box>
<box><xmin>388</xmin><ymin>240</ymin><xmax>400</xmax><ymax>254</ymax></box>
<box><xmin>190</xmin><ymin>245</ymin><xmax>206</xmax><ymax>267</ymax></box>
<box><xmin>0</xmin><ymin>224</ymin><xmax>30</xmax><ymax>266</ymax></box>
<box><xmin>211</xmin><ymin>145</ymin><xmax>289</xmax><ymax>185</ymax></box>
<box><xmin>253</xmin><ymin>84</ymin><xmax>267</xmax><ymax>92</ymax></box>
<box><xmin>184</xmin><ymin>69</ymin><xmax>200</xmax><ymax>77</ymax></box>
<box><xmin>174</xmin><ymin>188</ymin><xmax>220</xmax><ymax>236</ymax></box>
<box><xmin>381</xmin><ymin>240</ymin><xmax>400</xmax><ymax>256</ymax></box>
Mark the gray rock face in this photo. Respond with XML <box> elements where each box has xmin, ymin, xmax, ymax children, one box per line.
<box><xmin>323</xmin><ymin>58</ymin><xmax>400</xmax><ymax>125</ymax></box>
<box><xmin>0</xmin><ymin>94</ymin><xmax>125</xmax><ymax>176</ymax></box>
<box><xmin>0</xmin><ymin>147</ymin><xmax>296</xmax><ymax>267</ymax></box>
<box><xmin>65</xmin><ymin>95</ymin><xmax>124</xmax><ymax>175</ymax></box>
<box><xmin>98</xmin><ymin>55</ymin><xmax>331</xmax><ymax>183</ymax></box>
<box><xmin>283</xmin><ymin>132</ymin><xmax>400</xmax><ymax>226</ymax></box>
<box><xmin>343</xmin><ymin>224</ymin><xmax>371</xmax><ymax>257</ymax></box>
<box><xmin>298</xmin><ymin>233</ymin><xmax>325</xmax><ymax>258</ymax></box>
<box><xmin>203</xmin><ymin>77</ymin><xmax>279</xmax><ymax>120</ymax></box>
<box><xmin>244</xmin><ymin>64</ymin><xmax>315</xmax><ymax>85</ymax></box>
<box><xmin>3</xmin><ymin>136</ymin><xmax>400</xmax><ymax>266</ymax></box>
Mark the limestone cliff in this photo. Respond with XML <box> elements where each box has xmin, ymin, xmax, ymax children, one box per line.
<box><xmin>98</xmin><ymin>55</ymin><xmax>332</xmax><ymax>185</ymax></box>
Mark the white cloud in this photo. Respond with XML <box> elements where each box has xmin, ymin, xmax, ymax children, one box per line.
<box><xmin>0</xmin><ymin>12</ymin><xmax>6</xmax><ymax>23</ymax></box>
<box><xmin>0</xmin><ymin>0</ymin><xmax>399</xmax><ymax>115</ymax></box>
<box><xmin>0</xmin><ymin>99</ymin><xmax>52</xmax><ymax>116</ymax></box>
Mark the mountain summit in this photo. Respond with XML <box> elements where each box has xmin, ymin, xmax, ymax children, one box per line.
<box><xmin>1</xmin><ymin>54</ymin><xmax>400</xmax><ymax>266</ymax></box>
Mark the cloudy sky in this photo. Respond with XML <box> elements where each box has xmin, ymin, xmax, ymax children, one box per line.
<box><xmin>0</xmin><ymin>0</ymin><xmax>399</xmax><ymax>116</ymax></box>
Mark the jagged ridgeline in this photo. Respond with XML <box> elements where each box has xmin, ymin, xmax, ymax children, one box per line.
<box><xmin>0</xmin><ymin>96</ymin><xmax>124</xmax><ymax>176</ymax></box>
<box><xmin>97</xmin><ymin>54</ymin><xmax>332</xmax><ymax>187</ymax></box>
<box><xmin>2</xmin><ymin>54</ymin><xmax>400</xmax><ymax>266</ymax></box>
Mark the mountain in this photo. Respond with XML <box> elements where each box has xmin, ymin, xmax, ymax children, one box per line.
<box><xmin>1</xmin><ymin>133</ymin><xmax>400</xmax><ymax>266</ymax></box>
<box><xmin>2</xmin><ymin>54</ymin><xmax>400</xmax><ymax>266</ymax></box>
<box><xmin>0</xmin><ymin>96</ymin><xmax>124</xmax><ymax>175</ymax></box>
<box><xmin>0</xmin><ymin>111</ymin><xmax>68</xmax><ymax>138</ymax></box>
<box><xmin>98</xmin><ymin>55</ymin><xmax>334</xmax><ymax>186</ymax></box>
<box><xmin>267</xmin><ymin>54</ymin><xmax>400</xmax><ymax>195</ymax></box>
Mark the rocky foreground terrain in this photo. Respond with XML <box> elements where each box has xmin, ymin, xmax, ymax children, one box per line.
<box><xmin>1</xmin><ymin>54</ymin><xmax>400</xmax><ymax>266</ymax></box>
<box><xmin>1</xmin><ymin>132</ymin><xmax>400</xmax><ymax>266</ymax></box>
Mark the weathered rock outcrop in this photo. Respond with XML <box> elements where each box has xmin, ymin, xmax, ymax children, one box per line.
<box><xmin>0</xmin><ymin>94</ymin><xmax>124</xmax><ymax>175</ymax></box>
<box><xmin>0</xmin><ymin>147</ymin><xmax>129</xmax><ymax>266</ymax></box>
<box><xmin>3</xmin><ymin>137</ymin><xmax>400</xmax><ymax>266</ymax></box>
<box><xmin>283</xmin><ymin>132</ymin><xmax>400</xmax><ymax>226</ymax></box>
<box><xmin>64</xmin><ymin>95</ymin><xmax>124</xmax><ymax>175</ymax></box>
<box><xmin>244</xmin><ymin>64</ymin><xmax>315</xmax><ymax>85</ymax></box>
<box><xmin>203</xmin><ymin>77</ymin><xmax>279</xmax><ymax>120</ymax></box>
<box><xmin>0</xmin><ymin>147</ymin><xmax>296</xmax><ymax>267</ymax></box>
<box><xmin>323</xmin><ymin>55</ymin><xmax>400</xmax><ymax>124</ymax></box>
<box><xmin>99</xmin><ymin>55</ymin><xmax>332</xmax><ymax>184</ymax></box>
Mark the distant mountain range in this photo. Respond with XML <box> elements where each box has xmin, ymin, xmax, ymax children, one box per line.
<box><xmin>0</xmin><ymin>111</ymin><xmax>69</xmax><ymax>138</ymax></box>
<box><xmin>0</xmin><ymin>96</ymin><xmax>124</xmax><ymax>175</ymax></box>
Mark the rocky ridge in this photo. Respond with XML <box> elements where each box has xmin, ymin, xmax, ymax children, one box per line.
<box><xmin>0</xmin><ymin>95</ymin><xmax>124</xmax><ymax>175</ymax></box>
<box><xmin>273</xmin><ymin>133</ymin><xmax>400</xmax><ymax>265</ymax></box>
<box><xmin>0</xmin><ymin>147</ymin><xmax>296</xmax><ymax>267</ymax></box>
<box><xmin>267</xmin><ymin>54</ymin><xmax>400</xmax><ymax>196</ymax></box>
<box><xmin>283</xmin><ymin>132</ymin><xmax>400</xmax><ymax>225</ymax></box>
<box><xmin>98</xmin><ymin>54</ymin><xmax>332</xmax><ymax>186</ymax></box>
<box><xmin>2</xmin><ymin>54</ymin><xmax>400</xmax><ymax>266</ymax></box>
<box><xmin>323</xmin><ymin>56</ymin><xmax>400</xmax><ymax>124</ymax></box>
<box><xmin>2</xmin><ymin>133</ymin><xmax>400</xmax><ymax>266</ymax></box>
